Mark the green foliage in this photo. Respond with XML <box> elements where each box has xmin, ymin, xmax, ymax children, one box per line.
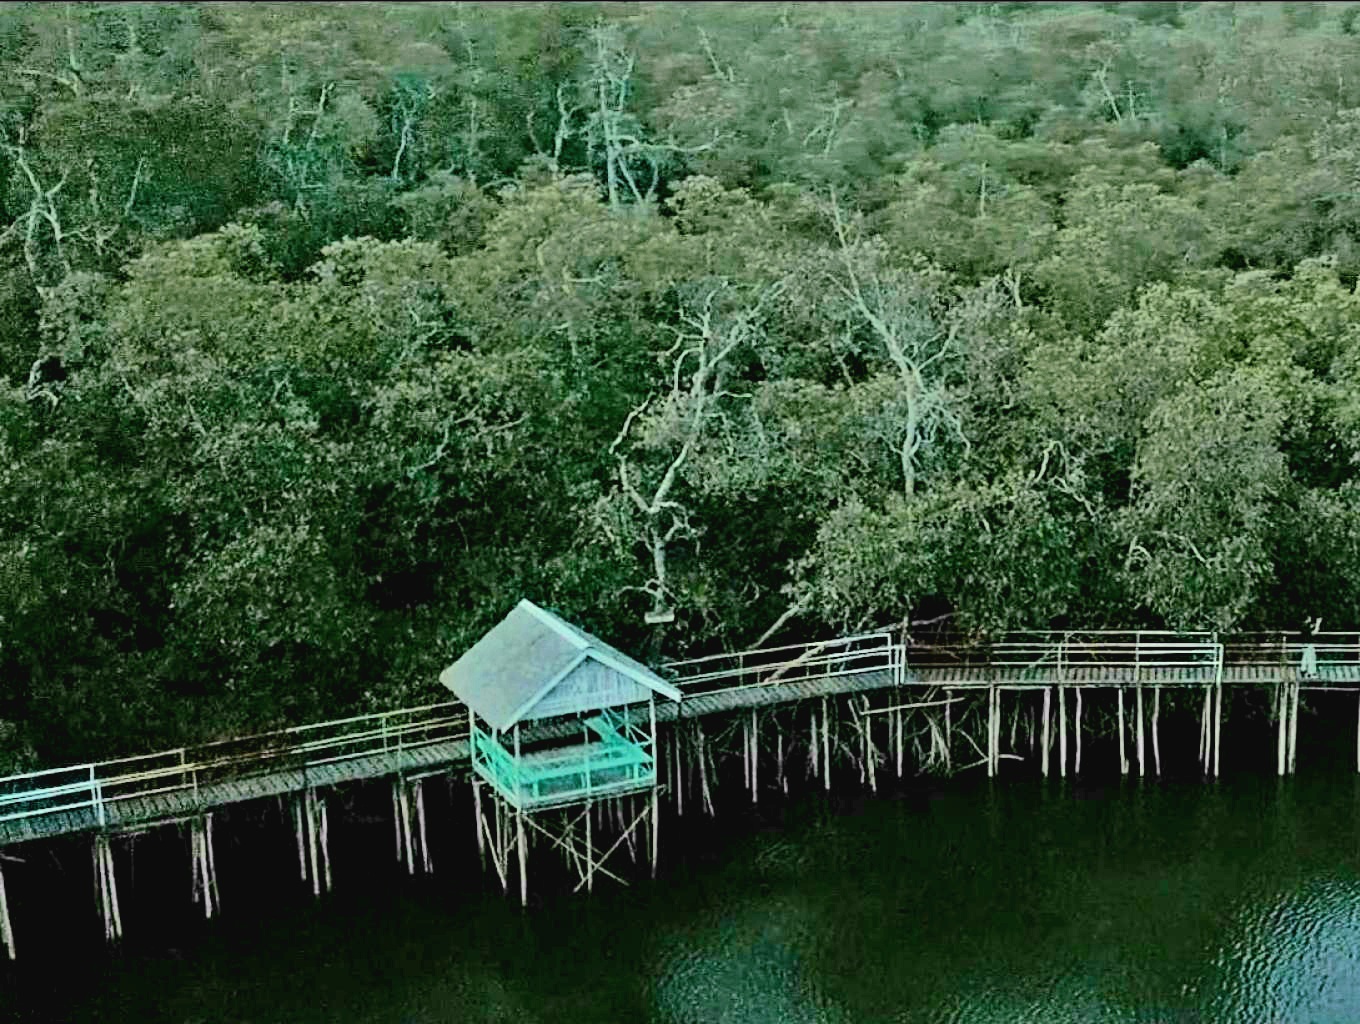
<box><xmin>3</xmin><ymin>2</ymin><xmax>1360</xmax><ymax>764</ymax></box>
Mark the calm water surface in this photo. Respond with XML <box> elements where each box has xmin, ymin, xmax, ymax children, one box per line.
<box><xmin>12</xmin><ymin>772</ymin><xmax>1360</xmax><ymax>1023</ymax></box>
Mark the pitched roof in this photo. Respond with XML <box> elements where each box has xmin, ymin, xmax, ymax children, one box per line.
<box><xmin>438</xmin><ymin>599</ymin><xmax>681</xmax><ymax>731</ymax></box>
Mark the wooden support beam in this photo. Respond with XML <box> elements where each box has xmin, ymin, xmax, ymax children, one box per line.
<box><xmin>1287</xmin><ymin>680</ymin><xmax>1299</xmax><ymax>775</ymax></box>
<box><xmin>1058</xmin><ymin>685</ymin><xmax>1067</xmax><ymax>779</ymax></box>
<box><xmin>1041</xmin><ymin>687</ymin><xmax>1051</xmax><ymax>779</ymax></box>
<box><xmin>517</xmin><ymin>808</ymin><xmax>528</xmax><ymax>908</ymax></box>
<box><xmin>1214</xmin><ymin>681</ymin><xmax>1224</xmax><ymax>777</ymax></box>
<box><xmin>1117</xmin><ymin>688</ymin><xmax>1128</xmax><ymax>775</ymax></box>
<box><xmin>1075</xmin><ymin>688</ymin><xmax>1082</xmax><ymax>775</ymax></box>
<box><xmin>821</xmin><ymin>697</ymin><xmax>831</xmax><ymax>792</ymax></box>
<box><xmin>1152</xmin><ymin>686</ymin><xmax>1161</xmax><ymax>776</ymax></box>
<box><xmin>0</xmin><ymin>858</ymin><xmax>14</xmax><ymax>960</ymax></box>
<box><xmin>1276</xmin><ymin>683</ymin><xmax>1288</xmax><ymax>777</ymax></box>
<box><xmin>1136</xmin><ymin>684</ymin><xmax>1145</xmax><ymax>778</ymax></box>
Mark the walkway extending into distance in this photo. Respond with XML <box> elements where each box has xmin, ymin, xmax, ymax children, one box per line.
<box><xmin>2</xmin><ymin>630</ymin><xmax>1358</xmax><ymax>848</ymax></box>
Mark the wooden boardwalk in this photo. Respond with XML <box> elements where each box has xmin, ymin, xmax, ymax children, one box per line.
<box><xmin>2</xmin><ymin>629</ymin><xmax>1358</xmax><ymax>848</ymax></box>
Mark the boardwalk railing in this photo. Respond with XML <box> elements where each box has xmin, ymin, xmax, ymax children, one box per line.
<box><xmin>4</xmin><ymin>630</ymin><xmax>1360</xmax><ymax>841</ymax></box>
<box><xmin>664</xmin><ymin>632</ymin><xmax>898</xmax><ymax>695</ymax></box>
<box><xmin>905</xmin><ymin>631</ymin><xmax>1222</xmax><ymax>676</ymax></box>
<box><xmin>0</xmin><ymin>701</ymin><xmax>467</xmax><ymax>831</ymax></box>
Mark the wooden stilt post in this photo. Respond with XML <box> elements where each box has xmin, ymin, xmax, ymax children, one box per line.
<box><xmin>401</xmin><ymin>779</ymin><xmax>416</xmax><ymax>875</ymax></box>
<box><xmin>1075</xmin><ymin>688</ymin><xmax>1082</xmax><ymax>775</ymax></box>
<box><xmin>777</xmin><ymin>729</ymin><xmax>787</xmax><ymax>794</ymax></box>
<box><xmin>1058</xmin><ymin>686</ymin><xmax>1067</xmax><ymax>779</ymax></box>
<box><xmin>306</xmin><ymin>789</ymin><xmax>321</xmax><ymax>897</ymax></box>
<box><xmin>742</xmin><ymin>715</ymin><xmax>751</xmax><ymax>795</ymax></box>
<box><xmin>318</xmin><ymin>793</ymin><xmax>332</xmax><ymax>893</ymax></box>
<box><xmin>0</xmin><ymin>858</ymin><xmax>13</xmax><ymax>960</ymax></box>
<box><xmin>864</xmin><ymin>698</ymin><xmax>877</xmax><ymax>793</ymax></box>
<box><xmin>206</xmin><ymin>813</ymin><xmax>220</xmax><ymax>915</ymax></box>
<box><xmin>809</xmin><ymin>706</ymin><xmax>819</xmax><ymax>780</ymax></box>
<box><xmin>697</xmin><ymin>721</ymin><xmax>714</xmax><ymax>816</ymax></box>
<box><xmin>191</xmin><ymin>815</ymin><xmax>218</xmax><ymax>919</ymax></box>
<box><xmin>751</xmin><ymin>708</ymin><xmax>759</xmax><ymax>804</ymax></box>
<box><xmin>1117</xmin><ymin>688</ymin><xmax>1128</xmax><ymax>775</ymax></box>
<box><xmin>1277</xmin><ymin>683</ymin><xmax>1288</xmax><ymax>777</ymax></box>
<box><xmin>945</xmin><ymin>688</ymin><xmax>953</xmax><ymax>772</ymax></box>
<box><xmin>94</xmin><ymin>835</ymin><xmax>122</xmax><ymax>942</ymax></box>
<box><xmin>1214</xmin><ymin>681</ymin><xmax>1224</xmax><ymax>778</ymax></box>
<box><xmin>294</xmin><ymin>795</ymin><xmax>307</xmax><ymax>881</ymax></box>
<box><xmin>1152</xmin><ymin>686</ymin><xmax>1161</xmax><ymax>776</ymax></box>
<box><xmin>1202</xmin><ymin>682</ymin><xmax>1213</xmax><ymax>772</ymax></box>
<box><xmin>857</xmin><ymin>703</ymin><xmax>867</xmax><ymax>785</ymax></box>
<box><xmin>894</xmin><ymin>705</ymin><xmax>904</xmax><ymax>778</ymax></box>
<box><xmin>1287</xmin><ymin>680</ymin><xmax>1299</xmax><ymax>775</ymax></box>
<box><xmin>1042</xmin><ymin>688</ymin><xmax>1052</xmax><ymax>778</ymax></box>
<box><xmin>415</xmin><ymin>779</ymin><xmax>432</xmax><ymax>873</ymax></box>
<box><xmin>392</xmin><ymin>779</ymin><xmax>403</xmax><ymax>864</ymax></box>
<box><xmin>821</xmin><ymin>697</ymin><xmax>831</xmax><ymax>792</ymax></box>
<box><xmin>1131</xmin><ymin>688</ymin><xmax>1142</xmax><ymax>772</ymax></box>
<box><xmin>987</xmin><ymin>687</ymin><xmax>999</xmax><ymax>778</ymax></box>
<box><xmin>1355</xmin><ymin>692</ymin><xmax>1360</xmax><ymax>774</ymax></box>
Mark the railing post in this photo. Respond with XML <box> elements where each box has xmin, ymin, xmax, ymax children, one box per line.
<box><xmin>91</xmin><ymin>766</ymin><xmax>106</xmax><ymax>829</ymax></box>
<box><xmin>1135</xmin><ymin>631</ymin><xmax>1141</xmax><ymax>678</ymax></box>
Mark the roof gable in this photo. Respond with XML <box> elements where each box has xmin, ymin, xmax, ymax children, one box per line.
<box><xmin>439</xmin><ymin>600</ymin><xmax>680</xmax><ymax>730</ymax></box>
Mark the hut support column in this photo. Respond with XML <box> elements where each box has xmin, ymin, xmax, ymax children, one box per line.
<box><xmin>473</xmin><ymin>781</ymin><xmax>486</xmax><ymax>865</ymax></box>
<box><xmin>650</xmin><ymin>786</ymin><xmax>659</xmax><ymax>878</ymax></box>
<box><xmin>516</xmin><ymin>808</ymin><xmax>528</xmax><ymax>908</ymax></box>
<box><xmin>585</xmin><ymin>800</ymin><xmax>593</xmax><ymax>893</ymax></box>
<box><xmin>0</xmin><ymin>858</ymin><xmax>13</xmax><ymax>960</ymax></box>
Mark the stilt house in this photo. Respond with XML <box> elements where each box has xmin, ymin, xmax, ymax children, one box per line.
<box><xmin>439</xmin><ymin>600</ymin><xmax>682</xmax><ymax>811</ymax></box>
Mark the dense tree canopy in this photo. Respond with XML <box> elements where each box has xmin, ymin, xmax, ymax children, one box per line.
<box><xmin>2</xmin><ymin>1</ymin><xmax>1359</xmax><ymax>766</ymax></box>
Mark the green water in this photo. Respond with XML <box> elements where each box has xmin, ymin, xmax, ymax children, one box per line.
<box><xmin>15</xmin><ymin>773</ymin><xmax>1360</xmax><ymax>1023</ymax></box>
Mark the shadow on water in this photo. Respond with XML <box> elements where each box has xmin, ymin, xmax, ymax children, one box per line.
<box><xmin>7</xmin><ymin>769</ymin><xmax>1360</xmax><ymax>1023</ymax></box>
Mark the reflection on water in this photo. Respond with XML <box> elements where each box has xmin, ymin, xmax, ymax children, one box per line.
<box><xmin>12</xmin><ymin>773</ymin><xmax>1360</xmax><ymax>1023</ymax></box>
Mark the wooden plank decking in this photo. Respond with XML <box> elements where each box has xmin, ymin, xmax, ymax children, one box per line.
<box><xmin>3</xmin><ymin>633</ymin><xmax>1359</xmax><ymax>848</ymax></box>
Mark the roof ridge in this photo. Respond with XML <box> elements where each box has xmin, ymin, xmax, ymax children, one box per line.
<box><xmin>518</xmin><ymin>598</ymin><xmax>590</xmax><ymax>651</ymax></box>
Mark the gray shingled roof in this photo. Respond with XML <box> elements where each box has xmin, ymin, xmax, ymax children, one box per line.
<box><xmin>438</xmin><ymin>599</ymin><xmax>681</xmax><ymax>731</ymax></box>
